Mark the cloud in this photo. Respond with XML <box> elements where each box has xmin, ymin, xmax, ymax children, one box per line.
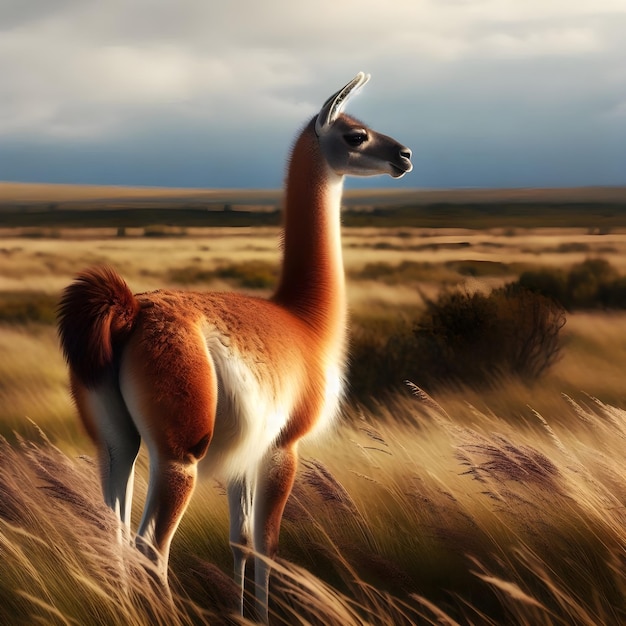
<box><xmin>0</xmin><ymin>0</ymin><xmax>624</xmax><ymax>187</ymax></box>
<box><xmin>480</xmin><ymin>27</ymin><xmax>601</xmax><ymax>57</ymax></box>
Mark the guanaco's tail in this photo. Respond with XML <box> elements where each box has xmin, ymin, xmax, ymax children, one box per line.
<box><xmin>57</xmin><ymin>266</ymin><xmax>140</xmax><ymax>387</ymax></box>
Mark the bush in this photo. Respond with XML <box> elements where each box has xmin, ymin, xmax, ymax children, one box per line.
<box><xmin>518</xmin><ymin>268</ymin><xmax>569</xmax><ymax>307</ymax></box>
<box><xmin>143</xmin><ymin>225</ymin><xmax>187</xmax><ymax>237</ymax></box>
<box><xmin>347</xmin><ymin>285</ymin><xmax>566</xmax><ymax>399</ymax></box>
<box><xmin>567</xmin><ymin>258</ymin><xmax>618</xmax><ymax>308</ymax></box>
<box><xmin>168</xmin><ymin>266</ymin><xmax>214</xmax><ymax>285</ymax></box>
<box><xmin>214</xmin><ymin>261</ymin><xmax>277</xmax><ymax>289</ymax></box>
<box><xmin>168</xmin><ymin>261</ymin><xmax>277</xmax><ymax>289</ymax></box>
<box><xmin>353</xmin><ymin>261</ymin><xmax>434</xmax><ymax>284</ymax></box>
<box><xmin>518</xmin><ymin>258</ymin><xmax>625</xmax><ymax>310</ymax></box>
<box><xmin>19</xmin><ymin>229</ymin><xmax>62</xmax><ymax>239</ymax></box>
<box><xmin>446</xmin><ymin>259</ymin><xmax>511</xmax><ymax>277</ymax></box>
<box><xmin>0</xmin><ymin>292</ymin><xmax>58</xmax><ymax>325</ymax></box>
<box><xmin>600</xmin><ymin>276</ymin><xmax>626</xmax><ymax>308</ymax></box>
<box><xmin>413</xmin><ymin>285</ymin><xmax>566</xmax><ymax>389</ymax></box>
<box><xmin>348</xmin><ymin>317</ymin><xmax>418</xmax><ymax>400</ymax></box>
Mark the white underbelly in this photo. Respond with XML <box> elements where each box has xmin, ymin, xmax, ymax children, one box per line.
<box><xmin>197</xmin><ymin>330</ymin><xmax>345</xmax><ymax>479</ymax></box>
<box><xmin>198</xmin><ymin>337</ymin><xmax>295</xmax><ymax>480</ymax></box>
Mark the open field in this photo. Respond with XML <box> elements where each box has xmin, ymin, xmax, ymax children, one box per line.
<box><xmin>2</xmin><ymin>216</ymin><xmax>626</xmax><ymax>624</ymax></box>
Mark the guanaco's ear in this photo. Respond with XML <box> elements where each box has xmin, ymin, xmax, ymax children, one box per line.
<box><xmin>315</xmin><ymin>72</ymin><xmax>371</xmax><ymax>136</ymax></box>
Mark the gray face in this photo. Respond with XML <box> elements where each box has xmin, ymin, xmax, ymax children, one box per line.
<box><xmin>318</xmin><ymin>114</ymin><xmax>413</xmax><ymax>179</ymax></box>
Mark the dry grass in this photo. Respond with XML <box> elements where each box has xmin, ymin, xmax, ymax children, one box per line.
<box><xmin>2</xmin><ymin>392</ymin><xmax>626</xmax><ymax>624</ymax></box>
<box><xmin>3</xmin><ymin>224</ymin><xmax>626</xmax><ymax>623</ymax></box>
<box><xmin>0</xmin><ymin>327</ymin><xmax>75</xmax><ymax>443</ymax></box>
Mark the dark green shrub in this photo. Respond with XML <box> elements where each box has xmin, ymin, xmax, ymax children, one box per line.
<box><xmin>412</xmin><ymin>285</ymin><xmax>566</xmax><ymax>390</ymax></box>
<box><xmin>566</xmin><ymin>258</ymin><xmax>618</xmax><ymax>308</ymax></box>
<box><xmin>347</xmin><ymin>285</ymin><xmax>565</xmax><ymax>399</ymax></box>
<box><xmin>556</xmin><ymin>242</ymin><xmax>589</xmax><ymax>253</ymax></box>
<box><xmin>348</xmin><ymin>317</ymin><xmax>418</xmax><ymax>400</ymax></box>
<box><xmin>353</xmin><ymin>261</ymin><xmax>434</xmax><ymax>284</ymax></box>
<box><xmin>0</xmin><ymin>292</ymin><xmax>58</xmax><ymax>325</ymax></box>
<box><xmin>599</xmin><ymin>276</ymin><xmax>626</xmax><ymax>308</ymax></box>
<box><xmin>518</xmin><ymin>258</ymin><xmax>625</xmax><ymax>310</ymax></box>
<box><xmin>19</xmin><ymin>229</ymin><xmax>62</xmax><ymax>239</ymax></box>
<box><xmin>143</xmin><ymin>225</ymin><xmax>187</xmax><ymax>237</ymax></box>
<box><xmin>214</xmin><ymin>261</ymin><xmax>277</xmax><ymax>289</ymax></box>
<box><xmin>518</xmin><ymin>269</ymin><xmax>568</xmax><ymax>307</ymax></box>
<box><xmin>168</xmin><ymin>261</ymin><xmax>277</xmax><ymax>289</ymax></box>
<box><xmin>446</xmin><ymin>260</ymin><xmax>510</xmax><ymax>277</ymax></box>
<box><xmin>168</xmin><ymin>266</ymin><xmax>214</xmax><ymax>285</ymax></box>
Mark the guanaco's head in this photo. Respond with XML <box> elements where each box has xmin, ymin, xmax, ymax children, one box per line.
<box><xmin>315</xmin><ymin>72</ymin><xmax>413</xmax><ymax>179</ymax></box>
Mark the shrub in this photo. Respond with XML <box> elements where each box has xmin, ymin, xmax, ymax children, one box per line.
<box><xmin>599</xmin><ymin>276</ymin><xmax>626</xmax><ymax>308</ymax></box>
<box><xmin>168</xmin><ymin>261</ymin><xmax>277</xmax><ymax>289</ymax></box>
<box><xmin>518</xmin><ymin>258</ymin><xmax>626</xmax><ymax>310</ymax></box>
<box><xmin>215</xmin><ymin>261</ymin><xmax>277</xmax><ymax>289</ymax></box>
<box><xmin>446</xmin><ymin>259</ymin><xmax>510</xmax><ymax>277</ymax></box>
<box><xmin>556</xmin><ymin>242</ymin><xmax>589</xmax><ymax>253</ymax></box>
<box><xmin>347</xmin><ymin>285</ymin><xmax>565</xmax><ymax>399</ymax></box>
<box><xmin>143</xmin><ymin>225</ymin><xmax>187</xmax><ymax>237</ymax></box>
<box><xmin>413</xmin><ymin>285</ymin><xmax>566</xmax><ymax>389</ymax></box>
<box><xmin>518</xmin><ymin>268</ymin><xmax>568</xmax><ymax>307</ymax></box>
<box><xmin>353</xmin><ymin>261</ymin><xmax>434</xmax><ymax>284</ymax></box>
<box><xmin>0</xmin><ymin>292</ymin><xmax>58</xmax><ymax>325</ymax></box>
<box><xmin>19</xmin><ymin>228</ymin><xmax>62</xmax><ymax>239</ymax></box>
<box><xmin>168</xmin><ymin>266</ymin><xmax>215</xmax><ymax>285</ymax></box>
<box><xmin>348</xmin><ymin>317</ymin><xmax>418</xmax><ymax>400</ymax></box>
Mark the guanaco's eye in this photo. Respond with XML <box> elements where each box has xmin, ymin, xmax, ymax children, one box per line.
<box><xmin>344</xmin><ymin>131</ymin><xmax>368</xmax><ymax>147</ymax></box>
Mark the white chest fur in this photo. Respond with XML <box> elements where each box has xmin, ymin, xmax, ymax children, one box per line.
<box><xmin>200</xmin><ymin>333</ymin><xmax>297</xmax><ymax>479</ymax></box>
<box><xmin>199</xmin><ymin>330</ymin><xmax>344</xmax><ymax>479</ymax></box>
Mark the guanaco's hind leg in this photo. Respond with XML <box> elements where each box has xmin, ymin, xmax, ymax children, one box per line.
<box><xmin>253</xmin><ymin>444</ymin><xmax>298</xmax><ymax>623</ymax></box>
<box><xmin>228</xmin><ymin>477</ymin><xmax>255</xmax><ymax>615</ymax></box>
<box><xmin>135</xmin><ymin>458</ymin><xmax>200</xmax><ymax>579</ymax></box>
<box><xmin>119</xmin><ymin>323</ymin><xmax>217</xmax><ymax>577</ymax></box>
<box><xmin>71</xmin><ymin>374</ymin><xmax>141</xmax><ymax>531</ymax></box>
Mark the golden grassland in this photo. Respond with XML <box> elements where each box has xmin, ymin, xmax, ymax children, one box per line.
<box><xmin>2</xmin><ymin>224</ymin><xmax>626</xmax><ymax>624</ymax></box>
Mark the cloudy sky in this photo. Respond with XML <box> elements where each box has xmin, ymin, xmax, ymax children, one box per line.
<box><xmin>1</xmin><ymin>0</ymin><xmax>625</xmax><ymax>189</ymax></box>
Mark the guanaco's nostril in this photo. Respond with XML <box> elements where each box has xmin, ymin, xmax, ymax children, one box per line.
<box><xmin>400</xmin><ymin>147</ymin><xmax>412</xmax><ymax>160</ymax></box>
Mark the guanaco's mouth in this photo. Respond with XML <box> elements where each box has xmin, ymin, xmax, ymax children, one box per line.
<box><xmin>390</xmin><ymin>163</ymin><xmax>411</xmax><ymax>178</ymax></box>
<box><xmin>389</xmin><ymin>152</ymin><xmax>413</xmax><ymax>178</ymax></box>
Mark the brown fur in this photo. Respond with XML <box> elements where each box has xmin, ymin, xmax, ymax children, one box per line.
<box><xmin>57</xmin><ymin>266</ymin><xmax>140</xmax><ymax>387</ymax></box>
<box><xmin>138</xmin><ymin>292</ymin><xmax>326</xmax><ymax>450</ymax></box>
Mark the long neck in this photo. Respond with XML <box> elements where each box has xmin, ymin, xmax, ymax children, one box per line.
<box><xmin>273</xmin><ymin>119</ymin><xmax>346</xmax><ymax>339</ymax></box>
